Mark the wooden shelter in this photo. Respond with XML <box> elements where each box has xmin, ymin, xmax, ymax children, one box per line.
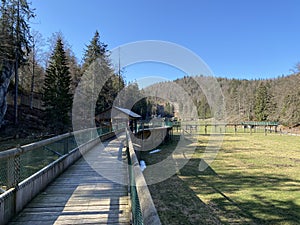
<box><xmin>95</xmin><ymin>106</ymin><xmax>142</xmax><ymax>132</ymax></box>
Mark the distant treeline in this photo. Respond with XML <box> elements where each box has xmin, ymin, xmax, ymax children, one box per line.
<box><xmin>145</xmin><ymin>74</ymin><xmax>300</xmax><ymax>126</ymax></box>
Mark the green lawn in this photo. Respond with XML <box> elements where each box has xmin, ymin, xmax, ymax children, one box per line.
<box><xmin>142</xmin><ymin>131</ymin><xmax>300</xmax><ymax>225</ymax></box>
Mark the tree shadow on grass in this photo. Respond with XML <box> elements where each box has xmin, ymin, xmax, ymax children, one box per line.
<box><xmin>147</xmin><ymin>175</ymin><xmax>223</xmax><ymax>225</ymax></box>
<box><xmin>142</xmin><ymin>135</ymin><xmax>223</xmax><ymax>225</ymax></box>
<box><xmin>142</xmin><ymin>133</ymin><xmax>300</xmax><ymax>225</ymax></box>
<box><xmin>179</xmin><ymin>156</ymin><xmax>300</xmax><ymax>225</ymax></box>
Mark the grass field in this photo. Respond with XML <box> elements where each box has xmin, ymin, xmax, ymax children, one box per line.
<box><xmin>142</xmin><ymin>130</ymin><xmax>300</xmax><ymax>225</ymax></box>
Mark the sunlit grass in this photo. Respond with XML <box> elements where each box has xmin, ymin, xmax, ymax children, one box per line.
<box><xmin>142</xmin><ymin>130</ymin><xmax>300</xmax><ymax>225</ymax></box>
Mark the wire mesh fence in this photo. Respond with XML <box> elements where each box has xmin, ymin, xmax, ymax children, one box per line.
<box><xmin>0</xmin><ymin>135</ymin><xmax>76</xmax><ymax>191</ymax></box>
<box><xmin>0</xmin><ymin>155</ymin><xmax>15</xmax><ymax>190</ymax></box>
<box><xmin>127</xmin><ymin>147</ymin><xmax>144</xmax><ymax>225</ymax></box>
<box><xmin>0</xmin><ymin>125</ymin><xmax>127</xmax><ymax>193</ymax></box>
<box><xmin>125</xmin><ymin>128</ymin><xmax>162</xmax><ymax>225</ymax></box>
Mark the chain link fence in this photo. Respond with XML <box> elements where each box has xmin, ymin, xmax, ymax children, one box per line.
<box><xmin>0</xmin><ymin>125</ymin><xmax>128</xmax><ymax>193</ymax></box>
<box><xmin>0</xmin><ymin>123</ymin><xmax>126</xmax><ymax>194</ymax></box>
<box><xmin>0</xmin><ymin>135</ymin><xmax>77</xmax><ymax>192</ymax></box>
<box><xmin>126</xmin><ymin>129</ymin><xmax>161</xmax><ymax>225</ymax></box>
<box><xmin>127</xmin><ymin>147</ymin><xmax>144</xmax><ymax>225</ymax></box>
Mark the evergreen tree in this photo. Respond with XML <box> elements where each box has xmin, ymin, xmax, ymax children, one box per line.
<box><xmin>46</xmin><ymin>32</ymin><xmax>81</xmax><ymax>93</ymax></box>
<box><xmin>43</xmin><ymin>38</ymin><xmax>72</xmax><ymax>133</ymax></box>
<box><xmin>197</xmin><ymin>99</ymin><xmax>211</xmax><ymax>119</ymax></box>
<box><xmin>254</xmin><ymin>84</ymin><xmax>270</xmax><ymax>121</ymax></box>
<box><xmin>282</xmin><ymin>90</ymin><xmax>300</xmax><ymax>125</ymax></box>
<box><xmin>0</xmin><ymin>0</ymin><xmax>34</xmax><ymax>63</ymax></box>
<box><xmin>0</xmin><ymin>0</ymin><xmax>34</xmax><ymax>125</ymax></box>
<box><xmin>82</xmin><ymin>31</ymin><xmax>124</xmax><ymax>114</ymax></box>
<box><xmin>82</xmin><ymin>30</ymin><xmax>107</xmax><ymax>72</ymax></box>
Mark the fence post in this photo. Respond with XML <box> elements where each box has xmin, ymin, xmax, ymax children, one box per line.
<box><xmin>14</xmin><ymin>147</ymin><xmax>21</xmax><ymax>188</ymax></box>
<box><xmin>7</xmin><ymin>157</ymin><xmax>14</xmax><ymax>189</ymax></box>
<box><xmin>264</xmin><ymin>126</ymin><xmax>267</xmax><ymax>136</ymax></box>
<box><xmin>64</xmin><ymin>136</ymin><xmax>69</xmax><ymax>155</ymax></box>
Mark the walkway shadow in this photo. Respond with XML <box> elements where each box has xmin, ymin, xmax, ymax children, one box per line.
<box><xmin>142</xmin><ymin>135</ymin><xmax>223</xmax><ymax>225</ymax></box>
<box><xmin>142</xmin><ymin>133</ymin><xmax>300</xmax><ymax>225</ymax></box>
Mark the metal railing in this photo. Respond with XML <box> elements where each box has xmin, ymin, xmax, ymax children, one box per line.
<box><xmin>126</xmin><ymin>129</ymin><xmax>161</xmax><ymax>225</ymax></box>
<box><xmin>0</xmin><ymin>133</ymin><xmax>76</xmax><ymax>192</ymax></box>
<box><xmin>0</xmin><ymin>125</ymin><xmax>126</xmax><ymax>193</ymax></box>
<box><xmin>241</xmin><ymin>121</ymin><xmax>279</xmax><ymax>126</ymax></box>
<box><xmin>127</xmin><ymin>150</ymin><xmax>144</xmax><ymax>225</ymax></box>
<box><xmin>0</xmin><ymin>126</ymin><xmax>127</xmax><ymax>225</ymax></box>
<box><xmin>137</xmin><ymin>120</ymin><xmax>173</xmax><ymax>133</ymax></box>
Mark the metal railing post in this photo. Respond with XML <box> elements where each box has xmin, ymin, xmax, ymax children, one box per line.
<box><xmin>14</xmin><ymin>147</ymin><xmax>21</xmax><ymax>188</ymax></box>
<box><xmin>63</xmin><ymin>137</ymin><xmax>69</xmax><ymax>155</ymax></box>
<box><xmin>7</xmin><ymin>156</ymin><xmax>14</xmax><ymax>189</ymax></box>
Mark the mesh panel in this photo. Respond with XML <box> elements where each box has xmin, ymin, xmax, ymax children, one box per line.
<box><xmin>0</xmin><ymin>127</ymin><xmax>124</xmax><ymax>192</ymax></box>
<box><xmin>0</xmin><ymin>136</ymin><xmax>79</xmax><ymax>191</ymax></box>
<box><xmin>0</xmin><ymin>156</ymin><xmax>14</xmax><ymax>190</ymax></box>
<box><xmin>127</xmin><ymin>148</ymin><xmax>144</xmax><ymax>225</ymax></box>
<box><xmin>19</xmin><ymin>146</ymin><xmax>59</xmax><ymax>182</ymax></box>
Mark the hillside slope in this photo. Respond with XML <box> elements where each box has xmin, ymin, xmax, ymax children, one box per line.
<box><xmin>144</xmin><ymin>74</ymin><xmax>300</xmax><ymax>125</ymax></box>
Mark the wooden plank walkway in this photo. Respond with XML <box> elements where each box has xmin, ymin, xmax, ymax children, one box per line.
<box><xmin>8</xmin><ymin>134</ymin><xmax>131</xmax><ymax>225</ymax></box>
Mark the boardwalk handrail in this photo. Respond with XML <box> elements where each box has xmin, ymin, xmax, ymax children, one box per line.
<box><xmin>0</xmin><ymin>127</ymin><xmax>121</xmax><ymax>190</ymax></box>
<box><xmin>0</xmin><ymin>128</ymin><xmax>100</xmax><ymax>192</ymax></box>
<box><xmin>0</xmin><ymin>128</ymin><xmax>123</xmax><ymax>225</ymax></box>
<box><xmin>0</xmin><ymin>132</ymin><xmax>71</xmax><ymax>160</ymax></box>
<box><xmin>126</xmin><ymin>129</ymin><xmax>161</xmax><ymax>225</ymax></box>
<box><xmin>0</xmin><ymin>127</ymin><xmax>101</xmax><ymax>160</ymax></box>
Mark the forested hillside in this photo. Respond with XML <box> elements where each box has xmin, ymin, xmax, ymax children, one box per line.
<box><xmin>216</xmin><ymin>74</ymin><xmax>300</xmax><ymax>125</ymax></box>
<box><xmin>145</xmin><ymin>74</ymin><xmax>300</xmax><ymax>126</ymax></box>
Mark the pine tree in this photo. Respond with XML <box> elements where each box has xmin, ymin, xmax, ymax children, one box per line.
<box><xmin>43</xmin><ymin>38</ymin><xmax>72</xmax><ymax>133</ymax></box>
<box><xmin>82</xmin><ymin>30</ymin><xmax>107</xmax><ymax>72</ymax></box>
<box><xmin>46</xmin><ymin>32</ymin><xmax>81</xmax><ymax>93</ymax></box>
<box><xmin>282</xmin><ymin>90</ymin><xmax>300</xmax><ymax>125</ymax></box>
<box><xmin>0</xmin><ymin>0</ymin><xmax>34</xmax><ymax>63</ymax></box>
<box><xmin>0</xmin><ymin>0</ymin><xmax>34</xmax><ymax>125</ymax></box>
<box><xmin>82</xmin><ymin>31</ymin><xmax>125</xmax><ymax>114</ymax></box>
<box><xmin>254</xmin><ymin>84</ymin><xmax>270</xmax><ymax>121</ymax></box>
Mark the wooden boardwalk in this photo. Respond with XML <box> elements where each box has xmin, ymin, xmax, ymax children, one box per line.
<box><xmin>8</xmin><ymin>134</ymin><xmax>130</xmax><ymax>225</ymax></box>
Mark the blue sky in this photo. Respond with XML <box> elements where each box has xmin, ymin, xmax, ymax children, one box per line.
<box><xmin>30</xmin><ymin>0</ymin><xmax>300</xmax><ymax>82</ymax></box>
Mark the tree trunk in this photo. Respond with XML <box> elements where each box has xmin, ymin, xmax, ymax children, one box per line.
<box><xmin>30</xmin><ymin>46</ymin><xmax>35</xmax><ymax>109</ymax></box>
<box><xmin>0</xmin><ymin>62</ymin><xmax>14</xmax><ymax>126</ymax></box>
